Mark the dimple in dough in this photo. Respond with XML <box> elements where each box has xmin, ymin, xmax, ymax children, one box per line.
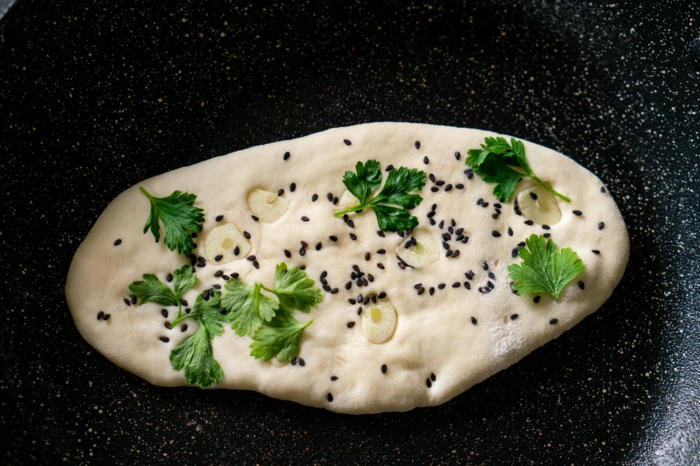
<box><xmin>65</xmin><ymin>122</ymin><xmax>629</xmax><ymax>414</ymax></box>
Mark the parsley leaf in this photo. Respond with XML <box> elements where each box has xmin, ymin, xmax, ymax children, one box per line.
<box><xmin>507</xmin><ymin>234</ymin><xmax>585</xmax><ymax>301</ymax></box>
<box><xmin>170</xmin><ymin>324</ymin><xmax>223</xmax><ymax>389</ymax></box>
<box><xmin>139</xmin><ymin>187</ymin><xmax>205</xmax><ymax>257</ymax></box>
<box><xmin>333</xmin><ymin>160</ymin><xmax>426</xmax><ymax>231</ymax></box>
<box><xmin>249</xmin><ymin>310</ymin><xmax>313</xmax><ymax>362</ymax></box>
<box><xmin>169</xmin><ymin>289</ymin><xmax>235</xmax><ymax>388</ymax></box>
<box><xmin>266</xmin><ymin>263</ymin><xmax>323</xmax><ymax>313</ymax></box>
<box><xmin>129</xmin><ymin>264</ymin><xmax>195</xmax><ymax>316</ymax></box>
<box><xmin>221</xmin><ymin>280</ymin><xmax>279</xmax><ymax>336</ymax></box>
<box><xmin>466</xmin><ymin>137</ymin><xmax>571</xmax><ymax>202</ymax></box>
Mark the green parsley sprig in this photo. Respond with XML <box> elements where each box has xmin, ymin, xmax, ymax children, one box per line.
<box><xmin>333</xmin><ymin>160</ymin><xmax>426</xmax><ymax>232</ymax></box>
<box><xmin>139</xmin><ymin>187</ymin><xmax>205</xmax><ymax>257</ymax></box>
<box><xmin>128</xmin><ymin>264</ymin><xmax>196</xmax><ymax>318</ymax></box>
<box><xmin>507</xmin><ymin>234</ymin><xmax>584</xmax><ymax>301</ymax></box>
<box><xmin>221</xmin><ymin>263</ymin><xmax>323</xmax><ymax>362</ymax></box>
<box><xmin>466</xmin><ymin>137</ymin><xmax>570</xmax><ymax>203</ymax></box>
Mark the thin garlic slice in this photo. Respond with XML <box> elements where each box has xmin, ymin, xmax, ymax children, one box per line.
<box><xmin>517</xmin><ymin>183</ymin><xmax>562</xmax><ymax>226</ymax></box>
<box><xmin>396</xmin><ymin>229</ymin><xmax>439</xmax><ymax>268</ymax></box>
<box><xmin>361</xmin><ymin>301</ymin><xmax>398</xmax><ymax>344</ymax></box>
<box><xmin>205</xmin><ymin>223</ymin><xmax>251</xmax><ymax>263</ymax></box>
<box><xmin>247</xmin><ymin>189</ymin><xmax>290</xmax><ymax>223</ymax></box>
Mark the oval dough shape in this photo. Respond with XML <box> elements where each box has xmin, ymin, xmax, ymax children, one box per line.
<box><xmin>65</xmin><ymin>123</ymin><xmax>629</xmax><ymax>414</ymax></box>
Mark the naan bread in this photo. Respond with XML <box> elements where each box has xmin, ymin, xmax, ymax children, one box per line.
<box><xmin>65</xmin><ymin>123</ymin><xmax>629</xmax><ymax>414</ymax></box>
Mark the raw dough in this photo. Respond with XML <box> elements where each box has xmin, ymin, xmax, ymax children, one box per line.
<box><xmin>65</xmin><ymin>123</ymin><xmax>629</xmax><ymax>414</ymax></box>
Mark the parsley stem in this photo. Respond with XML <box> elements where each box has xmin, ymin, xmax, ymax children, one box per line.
<box><xmin>530</xmin><ymin>175</ymin><xmax>571</xmax><ymax>202</ymax></box>
<box><xmin>333</xmin><ymin>203</ymin><xmax>368</xmax><ymax>217</ymax></box>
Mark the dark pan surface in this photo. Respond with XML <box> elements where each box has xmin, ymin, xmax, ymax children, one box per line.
<box><xmin>1</xmin><ymin>0</ymin><xmax>699</xmax><ymax>464</ymax></box>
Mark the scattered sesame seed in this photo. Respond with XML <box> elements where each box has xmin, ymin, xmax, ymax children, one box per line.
<box><xmin>216</xmin><ymin>215</ymin><xmax>223</xmax><ymax>222</ymax></box>
<box><xmin>214</xmin><ymin>270</ymin><xmax>223</xmax><ymax>277</ymax></box>
<box><xmin>278</xmin><ymin>188</ymin><xmax>285</xmax><ymax>196</ymax></box>
<box><xmin>524</xmin><ymin>220</ymin><xmax>534</xmax><ymax>225</ymax></box>
<box><xmin>327</xmin><ymin>393</ymin><xmax>333</xmax><ymax>402</ymax></box>
<box><xmin>243</xmin><ymin>231</ymin><xmax>251</xmax><ymax>239</ymax></box>
<box><xmin>418</xmin><ymin>287</ymin><xmax>425</xmax><ymax>295</ymax></box>
<box><xmin>446</xmin><ymin>250</ymin><xmax>453</xmax><ymax>257</ymax></box>
<box><xmin>415</xmin><ymin>141</ymin><xmax>420</xmax><ymax>149</ymax></box>
<box><xmin>329</xmin><ymin>235</ymin><xmax>338</xmax><ymax>242</ymax></box>
<box><xmin>530</xmin><ymin>192</ymin><xmax>538</xmax><ymax>200</ymax></box>
<box><xmin>508</xmin><ymin>227</ymin><xmax>513</xmax><ymax>236</ymax></box>
<box><xmin>301</xmin><ymin>216</ymin><xmax>309</xmax><ymax>222</ymax></box>
<box><xmin>167</xmin><ymin>274</ymin><xmax>173</xmax><ymax>282</ymax></box>
<box><xmin>466</xmin><ymin>270</ymin><xmax>475</xmax><ymax>280</ymax></box>
<box><xmin>436</xmin><ymin>180</ymin><xmax>445</xmax><ymax>186</ymax></box>
<box><xmin>482</xmin><ymin>262</ymin><xmax>489</xmax><ymax>271</ymax></box>
<box><xmin>247</xmin><ymin>255</ymin><xmax>256</xmax><ymax>261</ymax></box>
<box><xmin>578</xmin><ymin>281</ymin><xmax>585</xmax><ymax>290</ymax></box>
<box><xmin>299</xmin><ymin>247</ymin><xmax>306</xmax><ymax>256</ymax></box>
<box><xmin>331</xmin><ymin>376</ymin><xmax>338</xmax><ymax>381</ymax></box>
<box><xmin>344</xmin><ymin>139</ymin><xmax>351</xmax><ymax>145</ymax></box>
<box><xmin>385</xmin><ymin>165</ymin><xmax>394</xmax><ymax>172</ymax></box>
<box><xmin>165</xmin><ymin>321</ymin><xmax>171</xmax><ymax>329</ymax></box>
<box><xmin>431</xmin><ymin>187</ymin><xmax>439</xmax><ymax>192</ymax></box>
<box><xmin>573</xmin><ymin>210</ymin><xmax>582</xmax><ymax>216</ymax></box>
<box><xmin>214</xmin><ymin>254</ymin><xmax>223</xmax><ymax>261</ymax></box>
<box><xmin>131</xmin><ymin>296</ymin><xmax>137</xmax><ymax>305</ymax></box>
<box><xmin>600</xmin><ymin>186</ymin><xmax>606</xmax><ymax>193</ymax></box>
<box><xmin>465</xmin><ymin>168</ymin><xmax>474</xmax><ymax>179</ymax></box>
<box><xmin>455</xmin><ymin>151</ymin><xmax>461</xmax><ymax>160</ymax></box>
<box><xmin>97</xmin><ymin>311</ymin><xmax>104</xmax><ymax>320</ymax></box>
<box><xmin>291</xmin><ymin>359</ymin><xmax>297</xmax><ymax>365</ymax></box>
<box><xmin>377</xmin><ymin>230</ymin><xmax>386</xmax><ymax>238</ymax></box>
<box><xmin>453</xmin><ymin>249</ymin><xmax>461</xmax><ymax>257</ymax></box>
<box><xmin>348</xmin><ymin>299</ymin><xmax>357</xmax><ymax>305</ymax></box>
<box><xmin>439</xmin><ymin>220</ymin><xmax>444</xmax><ymax>229</ymax></box>
<box><xmin>423</xmin><ymin>156</ymin><xmax>429</xmax><ymax>164</ymax></box>
<box><xmin>542</xmin><ymin>225</ymin><xmax>551</xmax><ymax>230</ymax></box>
<box><xmin>299</xmin><ymin>358</ymin><xmax>306</xmax><ymax>365</ymax></box>
<box><xmin>598</xmin><ymin>222</ymin><xmax>605</xmax><ymax>230</ymax></box>
<box><xmin>429</xmin><ymin>287</ymin><xmax>435</xmax><ymax>295</ymax></box>
<box><xmin>382</xmin><ymin>364</ymin><xmax>388</xmax><ymax>374</ymax></box>
<box><xmin>471</xmin><ymin>317</ymin><xmax>477</xmax><ymax>325</ymax></box>
<box><xmin>333</xmin><ymin>197</ymin><xmax>339</xmax><ymax>204</ymax></box>
<box><xmin>160</xmin><ymin>337</ymin><xmax>169</xmax><ymax>343</ymax></box>
<box><xmin>323</xmin><ymin>285</ymin><xmax>331</xmax><ymax>292</ymax></box>
<box><xmin>234</xmin><ymin>246</ymin><xmax>240</xmax><ymax>255</ymax></box>
<box><xmin>284</xmin><ymin>249</ymin><xmax>291</xmax><ymax>258</ymax></box>
<box><xmin>232</xmin><ymin>273</ymin><xmax>239</xmax><ymax>278</ymax></box>
<box><xmin>378</xmin><ymin>291</ymin><xmax>387</xmax><ymax>299</ymax></box>
<box><xmin>592</xmin><ymin>250</ymin><xmax>600</xmax><ymax>254</ymax></box>
<box><xmin>327</xmin><ymin>193</ymin><xmax>333</xmax><ymax>201</ymax></box>
<box><xmin>534</xmin><ymin>296</ymin><xmax>541</xmax><ymax>303</ymax></box>
<box><xmin>452</xmin><ymin>282</ymin><xmax>460</xmax><ymax>288</ymax></box>
<box><xmin>445</xmin><ymin>184</ymin><xmax>453</xmax><ymax>191</ymax></box>
<box><xmin>488</xmin><ymin>272</ymin><xmax>495</xmax><ymax>280</ymax></box>
<box><xmin>543</xmin><ymin>233</ymin><xmax>551</xmax><ymax>238</ymax></box>
<box><xmin>429</xmin><ymin>218</ymin><xmax>436</xmax><ymax>225</ymax></box>
<box><xmin>464</xmin><ymin>282</ymin><xmax>471</xmax><ymax>290</ymax></box>
<box><xmin>283</xmin><ymin>151</ymin><xmax>290</xmax><ymax>160</ymax></box>
<box><xmin>181</xmin><ymin>324</ymin><xmax>187</xmax><ymax>332</ymax></box>
<box><xmin>350</xmin><ymin>233</ymin><xmax>357</xmax><ymax>240</ymax></box>
<box><xmin>456</xmin><ymin>183</ymin><xmax>464</xmax><ymax>189</ymax></box>
<box><xmin>492</xmin><ymin>231</ymin><xmax>501</xmax><ymax>237</ymax></box>
<box><xmin>114</xmin><ymin>239</ymin><xmax>122</xmax><ymax>246</ymax></box>
<box><xmin>331</xmin><ymin>288</ymin><xmax>339</xmax><ymax>294</ymax></box>
<box><xmin>347</xmin><ymin>321</ymin><xmax>355</xmax><ymax>328</ymax></box>
<box><xmin>222</xmin><ymin>275</ymin><xmax>229</xmax><ymax>280</ymax></box>
<box><xmin>357</xmin><ymin>307</ymin><xmax>362</xmax><ymax>315</ymax></box>
<box><xmin>430</xmin><ymin>373</ymin><xmax>436</xmax><ymax>381</ymax></box>
<box><xmin>426</xmin><ymin>379</ymin><xmax>432</xmax><ymax>388</ymax></box>
<box><xmin>510</xmin><ymin>314</ymin><xmax>518</xmax><ymax>320</ymax></box>
<box><xmin>550</xmin><ymin>318</ymin><xmax>559</xmax><ymax>325</ymax></box>
<box><xmin>290</xmin><ymin>182</ymin><xmax>296</xmax><ymax>192</ymax></box>
<box><xmin>476</xmin><ymin>198</ymin><xmax>483</xmax><ymax>205</ymax></box>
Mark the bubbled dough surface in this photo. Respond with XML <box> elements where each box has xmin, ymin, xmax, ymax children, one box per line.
<box><xmin>65</xmin><ymin>122</ymin><xmax>629</xmax><ymax>414</ymax></box>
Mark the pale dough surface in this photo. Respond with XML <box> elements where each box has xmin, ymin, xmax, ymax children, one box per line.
<box><xmin>65</xmin><ymin>122</ymin><xmax>629</xmax><ymax>414</ymax></box>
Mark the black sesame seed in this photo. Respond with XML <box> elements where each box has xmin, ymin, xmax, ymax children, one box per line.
<box><xmin>232</xmin><ymin>273</ymin><xmax>239</xmax><ymax>279</ymax></box>
<box><xmin>165</xmin><ymin>321</ymin><xmax>171</xmax><ymax>329</ymax></box>
<box><xmin>347</xmin><ymin>219</ymin><xmax>355</xmax><ymax>228</ymax></box>
<box><xmin>423</xmin><ymin>156</ymin><xmax>429</xmax><ymax>164</ymax></box>
<box><xmin>530</xmin><ymin>192</ymin><xmax>538</xmax><ymax>200</ymax></box>
<box><xmin>534</xmin><ymin>296</ymin><xmax>541</xmax><ymax>303</ymax></box>
<box><xmin>578</xmin><ymin>281</ymin><xmax>585</xmax><ymax>290</ymax></box>
<box><xmin>598</xmin><ymin>222</ymin><xmax>605</xmax><ymax>230</ymax></box>
<box><xmin>518</xmin><ymin>241</ymin><xmax>526</xmax><ymax>247</ymax></box>
<box><xmin>344</xmin><ymin>139</ymin><xmax>351</xmax><ymax>145</ymax></box>
<box><xmin>348</xmin><ymin>299</ymin><xmax>357</xmax><ymax>305</ymax></box>
<box><xmin>439</xmin><ymin>220</ymin><xmax>444</xmax><ymax>229</ymax></box>
<box><xmin>331</xmin><ymin>288</ymin><xmax>339</xmax><ymax>294</ymax></box>
<box><xmin>327</xmin><ymin>193</ymin><xmax>333</xmax><ymax>201</ymax></box>
<box><xmin>508</xmin><ymin>227</ymin><xmax>513</xmax><ymax>236</ymax></box>
<box><xmin>160</xmin><ymin>337</ymin><xmax>169</xmax><ymax>343</ymax></box>
<box><xmin>278</xmin><ymin>188</ymin><xmax>285</xmax><ymax>196</ymax></box>
<box><xmin>456</xmin><ymin>183</ymin><xmax>464</xmax><ymax>189</ymax></box>
<box><xmin>464</xmin><ymin>281</ymin><xmax>471</xmax><ymax>290</ymax></box>
<box><xmin>418</xmin><ymin>287</ymin><xmax>425</xmax><ymax>295</ymax></box>
<box><xmin>592</xmin><ymin>249</ymin><xmax>601</xmax><ymax>254</ymax></box>
<box><xmin>431</xmin><ymin>187</ymin><xmax>439</xmax><ymax>192</ymax></box>
<box><xmin>385</xmin><ymin>165</ymin><xmax>394</xmax><ymax>172</ymax></box>
<box><xmin>471</xmin><ymin>316</ymin><xmax>477</xmax><ymax>325</ymax></box>
<box><xmin>215</xmin><ymin>215</ymin><xmax>223</xmax><ymax>222</ymax></box>
<box><xmin>512</xmin><ymin>248</ymin><xmax>519</xmax><ymax>258</ymax></box>
<box><xmin>300</xmin><ymin>216</ymin><xmax>309</xmax><ymax>222</ymax></box>
<box><xmin>482</xmin><ymin>262</ymin><xmax>489</xmax><ymax>271</ymax></box>
<box><xmin>455</xmin><ymin>151</ymin><xmax>461</xmax><ymax>160</ymax></box>
<box><xmin>357</xmin><ymin>294</ymin><xmax>363</xmax><ymax>302</ymax></box>
<box><xmin>488</xmin><ymin>272</ymin><xmax>495</xmax><ymax>280</ymax></box>
<box><xmin>167</xmin><ymin>273</ymin><xmax>173</xmax><ymax>282</ymax></box>
<box><xmin>446</xmin><ymin>250</ymin><xmax>453</xmax><ymax>257</ymax></box>
<box><xmin>382</xmin><ymin>364</ymin><xmax>388</xmax><ymax>374</ymax></box>
<box><xmin>323</xmin><ymin>285</ymin><xmax>331</xmax><ymax>292</ymax></box>
<box><xmin>486</xmin><ymin>281</ymin><xmax>494</xmax><ymax>289</ymax></box>
<box><xmin>327</xmin><ymin>393</ymin><xmax>333</xmax><ymax>402</ymax></box>
<box><xmin>350</xmin><ymin>233</ymin><xmax>357</xmax><ymax>240</ymax></box>
<box><xmin>211</xmin><ymin>254</ymin><xmax>221</xmax><ymax>262</ymax></box>
<box><xmin>429</xmin><ymin>218</ymin><xmax>436</xmax><ymax>225</ymax></box>
<box><xmin>544</xmin><ymin>233</ymin><xmax>551</xmax><ymax>238</ymax></box>
<box><xmin>452</xmin><ymin>282</ymin><xmax>460</xmax><ymax>288</ymax></box>
<box><xmin>290</xmin><ymin>182</ymin><xmax>296</xmax><ymax>192</ymax></box>
<box><xmin>429</xmin><ymin>287</ymin><xmax>435</xmax><ymax>295</ymax></box>
<box><xmin>476</xmin><ymin>198</ymin><xmax>483</xmax><ymax>205</ymax></box>
<box><xmin>180</xmin><ymin>324</ymin><xmax>187</xmax><ymax>332</ymax></box>
<box><xmin>430</xmin><ymin>373</ymin><xmax>436</xmax><ymax>381</ymax></box>
<box><xmin>465</xmin><ymin>168</ymin><xmax>474</xmax><ymax>179</ymax></box>
<box><xmin>436</xmin><ymin>180</ymin><xmax>445</xmax><ymax>186</ymax></box>
<box><xmin>510</xmin><ymin>314</ymin><xmax>519</xmax><ymax>321</ymax></box>
<box><xmin>601</xmin><ymin>186</ymin><xmax>606</xmax><ymax>193</ymax></box>
<box><xmin>482</xmin><ymin>202</ymin><xmax>489</xmax><ymax>208</ymax></box>
<box><xmin>492</xmin><ymin>231</ymin><xmax>501</xmax><ymax>237</ymax></box>
<box><xmin>453</xmin><ymin>250</ymin><xmax>460</xmax><ymax>258</ymax></box>
<box><xmin>291</xmin><ymin>358</ymin><xmax>297</xmax><ymax>365</ymax></box>
<box><xmin>299</xmin><ymin>358</ymin><xmax>306</xmax><ymax>366</ymax></box>
<box><xmin>321</xmin><ymin>278</ymin><xmax>328</xmax><ymax>286</ymax></box>
<box><xmin>442</xmin><ymin>241</ymin><xmax>450</xmax><ymax>250</ymax></box>
<box><xmin>315</xmin><ymin>242</ymin><xmax>322</xmax><ymax>251</ymax></box>
<box><xmin>415</xmin><ymin>141</ymin><xmax>420</xmax><ymax>149</ymax></box>
<box><xmin>299</xmin><ymin>247</ymin><xmax>306</xmax><ymax>256</ymax></box>
<box><xmin>131</xmin><ymin>296</ymin><xmax>137</xmax><ymax>305</ymax></box>
<box><xmin>466</xmin><ymin>270</ymin><xmax>475</xmax><ymax>280</ymax></box>
<box><xmin>542</xmin><ymin>225</ymin><xmax>551</xmax><ymax>230</ymax></box>
<box><xmin>550</xmin><ymin>318</ymin><xmax>559</xmax><ymax>325</ymax></box>
<box><xmin>445</xmin><ymin>184</ymin><xmax>453</xmax><ymax>191</ymax></box>
<box><xmin>347</xmin><ymin>321</ymin><xmax>355</xmax><ymax>328</ymax></box>
<box><xmin>284</xmin><ymin>249</ymin><xmax>291</xmax><ymax>258</ymax></box>
<box><xmin>514</xmin><ymin>208</ymin><xmax>522</xmax><ymax>216</ymax></box>
<box><xmin>414</xmin><ymin>283</ymin><xmax>422</xmax><ymax>290</ymax></box>
<box><xmin>333</xmin><ymin>197</ymin><xmax>339</xmax><ymax>205</ymax></box>
<box><xmin>572</xmin><ymin>210</ymin><xmax>583</xmax><ymax>216</ymax></box>
<box><xmin>214</xmin><ymin>270</ymin><xmax>224</xmax><ymax>277</ymax></box>
<box><xmin>96</xmin><ymin>311</ymin><xmax>104</xmax><ymax>320</ymax></box>
<box><xmin>376</xmin><ymin>230</ymin><xmax>386</xmax><ymax>238</ymax></box>
<box><xmin>247</xmin><ymin>255</ymin><xmax>256</xmax><ymax>261</ymax></box>
<box><xmin>524</xmin><ymin>220</ymin><xmax>534</xmax><ymax>226</ymax></box>
<box><xmin>234</xmin><ymin>246</ymin><xmax>240</xmax><ymax>255</ymax></box>
<box><xmin>426</xmin><ymin>379</ymin><xmax>432</xmax><ymax>388</ymax></box>
<box><xmin>202</xmin><ymin>290</ymin><xmax>210</xmax><ymax>300</ymax></box>
<box><xmin>492</xmin><ymin>213</ymin><xmax>499</xmax><ymax>220</ymax></box>
<box><xmin>329</xmin><ymin>235</ymin><xmax>338</xmax><ymax>242</ymax></box>
<box><xmin>243</xmin><ymin>231</ymin><xmax>251</xmax><ymax>239</ymax></box>
<box><xmin>283</xmin><ymin>151</ymin><xmax>290</xmax><ymax>160</ymax></box>
<box><xmin>378</xmin><ymin>291</ymin><xmax>387</xmax><ymax>299</ymax></box>
<box><xmin>331</xmin><ymin>376</ymin><xmax>338</xmax><ymax>381</ymax></box>
<box><xmin>113</xmin><ymin>239</ymin><xmax>122</xmax><ymax>246</ymax></box>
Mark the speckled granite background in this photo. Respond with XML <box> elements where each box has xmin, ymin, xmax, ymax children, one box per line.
<box><xmin>1</xmin><ymin>0</ymin><xmax>698</xmax><ymax>464</ymax></box>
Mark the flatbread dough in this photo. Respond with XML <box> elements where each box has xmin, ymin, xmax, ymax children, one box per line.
<box><xmin>65</xmin><ymin>123</ymin><xmax>629</xmax><ymax>414</ymax></box>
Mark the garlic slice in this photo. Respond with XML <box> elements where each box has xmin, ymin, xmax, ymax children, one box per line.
<box><xmin>517</xmin><ymin>184</ymin><xmax>562</xmax><ymax>226</ymax></box>
<box><xmin>361</xmin><ymin>301</ymin><xmax>398</xmax><ymax>344</ymax></box>
<box><xmin>396</xmin><ymin>229</ymin><xmax>439</xmax><ymax>268</ymax></box>
<box><xmin>247</xmin><ymin>189</ymin><xmax>290</xmax><ymax>223</ymax></box>
<box><xmin>205</xmin><ymin>223</ymin><xmax>251</xmax><ymax>264</ymax></box>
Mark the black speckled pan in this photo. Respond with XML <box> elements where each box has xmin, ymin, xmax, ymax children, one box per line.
<box><xmin>2</xmin><ymin>0</ymin><xmax>699</xmax><ymax>464</ymax></box>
